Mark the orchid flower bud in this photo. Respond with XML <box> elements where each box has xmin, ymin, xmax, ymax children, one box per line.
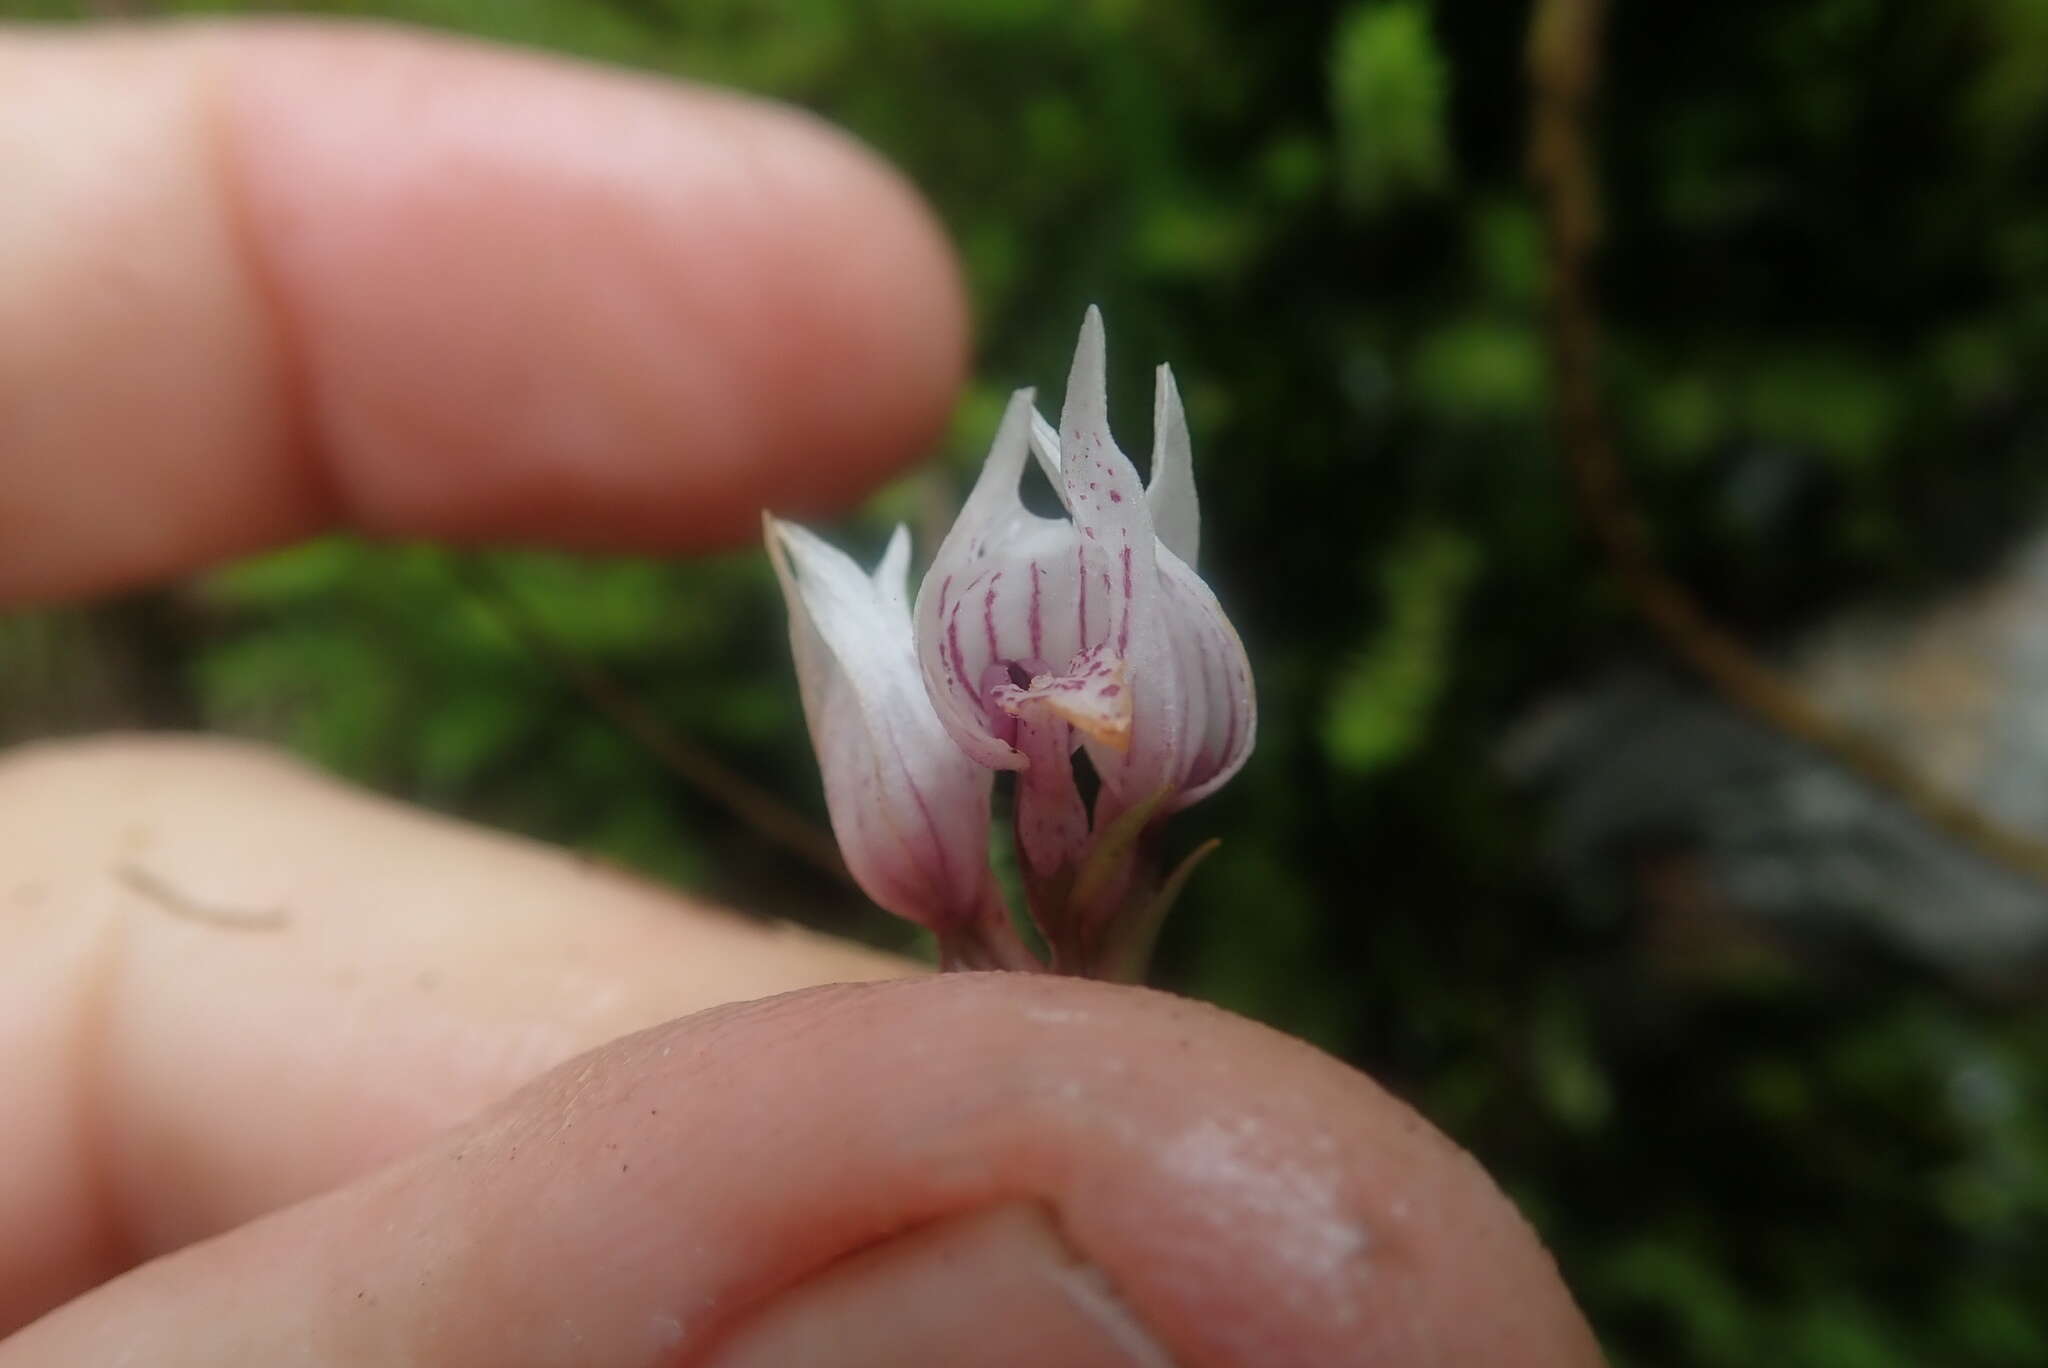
<box><xmin>764</xmin><ymin>515</ymin><xmax>1019</xmax><ymax>960</ymax></box>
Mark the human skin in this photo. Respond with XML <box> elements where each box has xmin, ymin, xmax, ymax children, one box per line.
<box><xmin>0</xmin><ymin>21</ymin><xmax>1605</xmax><ymax>1365</ymax></box>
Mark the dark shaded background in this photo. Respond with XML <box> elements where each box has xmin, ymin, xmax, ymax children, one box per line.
<box><xmin>6</xmin><ymin>2</ymin><xmax>2047</xmax><ymax>1363</ymax></box>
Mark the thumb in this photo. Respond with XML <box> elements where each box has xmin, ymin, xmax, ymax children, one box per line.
<box><xmin>4</xmin><ymin>975</ymin><xmax>1602</xmax><ymax>1367</ymax></box>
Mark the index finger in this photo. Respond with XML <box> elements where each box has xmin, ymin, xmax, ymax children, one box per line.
<box><xmin>0</xmin><ymin>20</ymin><xmax>968</xmax><ymax>603</ymax></box>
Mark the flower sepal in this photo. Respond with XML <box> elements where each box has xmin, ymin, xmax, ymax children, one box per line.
<box><xmin>1086</xmin><ymin>837</ymin><xmax>1221</xmax><ymax>983</ymax></box>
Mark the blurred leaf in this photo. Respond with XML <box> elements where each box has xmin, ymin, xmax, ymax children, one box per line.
<box><xmin>1531</xmin><ymin>989</ymin><xmax>1613</xmax><ymax>1131</ymax></box>
<box><xmin>1329</xmin><ymin>1</ymin><xmax>1452</xmax><ymax>216</ymax></box>
<box><xmin>1135</xmin><ymin>196</ymin><xmax>1261</xmax><ymax>278</ymax></box>
<box><xmin>205</xmin><ymin>539</ymin><xmax>363</xmax><ymax>607</ymax></box>
<box><xmin>1740</xmin><ymin>349</ymin><xmax>1903</xmax><ymax>475</ymax></box>
<box><xmin>1469</xmin><ymin>199</ymin><xmax>1545</xmax><ymax>308</ymax></box>
<box><xmin>1323</xmin><ymin>526</ymin><xmax>1478</xmax><ymax>775</ymax></box>
<box><xmin>416</xmin><ymin>692</ymin><xmax>541</xmax><ymax>793</ymax></box>
<box><xmin>1783</xmin><ymin>1297</ymin><xmax>1912</xmax><ymax>1368</ymax></box>
<box><xmin>1594</xmin><ymin>1237</ymin><xmax>1753</xmax><ymax>1363</ymax></box>
<box><xmin>1259</xmin><ymin>133</ymin><xmax>1328</xmax><ymax>205</ymax></box>
<box><xmin>1410</xmin><ymin>318</ymin><xmax>1546</xmax><ymax>423</ymax></box>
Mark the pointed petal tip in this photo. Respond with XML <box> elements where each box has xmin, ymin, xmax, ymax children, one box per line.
<box><xmin>1063</xmin><ymin>308</ymin><xmax>1110</xmax><ymax>441</ymax></box>
<box><xmin>1151</xmin><ymin>365</ymin><xmax>1186</xmax><ymax>433</ymax></box>
<box><xmin>983</xmin><ymin>387</ymin><xmax>1041</xmax><ymax>477</ymax></box>
<box><xmin>761</xmin><ymin>510</ymin><xmax>818</xmax><ymax>566</ymax></box>
<box><xmin>876</xmin><ymin>522</ymin><xmax>913</xmax><ymax>593</ymax></box>
<box><xmin>761</xmin><ymin>510</ymin><xmax>795</xmax><ymax>582</ymax></box>
<box><xmin>1076</xmin><ymin>307</ymin><xmax>1105</xmax><ymax>364</ymax></box>
<box><xmin>1147</xmin><ymin>366</ymin><xmax>1200</xmax><ymax>566</ymax></box>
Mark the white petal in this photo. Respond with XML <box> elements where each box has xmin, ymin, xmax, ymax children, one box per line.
<box><xmin>1060</xmin><ymin>307</ymin><xmax>1185</xmax><ymax>802</ymax></box>
<box><xmin>873</xmin><ymin>521</ymin><xmax>913</xmax><ymax>603</ymax></box>
<box><xmin>766</xmin><ymin>514</ymin><xmax>995</xmax><ymax>930</ymax></box>
<box><xmin>1157</xmin><ymin>545</ymin><xmax>1255</xmax><ymax>807</ymax></box>
<box><xmin>1148</xmin><ymin>364</ymin><xmax>1200</xmax><ymax>567</ymax></box>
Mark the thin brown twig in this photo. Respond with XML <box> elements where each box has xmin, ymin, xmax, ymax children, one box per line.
<box><xmin>452</xmin><ymin>558</ymin><xmax>851</xmax><ymax>885</ymax></box>
<box><xmin>1527</xmin><ymin>0</ymin><xmax>2048</xmax><ymax>886</ymax></box>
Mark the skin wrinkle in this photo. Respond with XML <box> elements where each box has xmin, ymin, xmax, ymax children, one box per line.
<box><xmin>59</xmin><ymin>888</ymin><xmax>137</xmax><ymax>1310</ymax></box>
<box><xmin>695</xmin><ymin>1002</ymin><xmax>1085</xmax><ymax>1357</ymax></box>
<box><xmin>695</xmin><ymin>1198</ymin><xmax>1166</xmax><ymax>1368</ymax></box>
<box><xmin>0</xmin><ymin>34</ymin><xmax>280</xmax><ymax>599</ymax></box>
<box><xmin>198</xmin><ymin>30</ymin><xmax>342</xmax><ymax>535</ymax></box>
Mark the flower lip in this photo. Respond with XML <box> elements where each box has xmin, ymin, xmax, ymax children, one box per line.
<box><xmin>995</xmin><ymin>647</ymin><xmax>1133</xmax><ymax>754</ymax></box>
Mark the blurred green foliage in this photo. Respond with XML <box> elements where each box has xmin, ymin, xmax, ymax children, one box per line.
<box><xmin>7</xmin><ymin>0</ymin><xmax>2048</xmax><ymax>1362</ymax></box>
<box><xmin>1331</xmin><ymin>1</ymin><xmax>1451</xmax><ymax>215</ymax></box>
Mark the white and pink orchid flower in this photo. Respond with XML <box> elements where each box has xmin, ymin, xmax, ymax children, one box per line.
<box><xmin>767</xmin><ymin>309</ymin><xmax>1255</xmax><ymax>975</ymax></box>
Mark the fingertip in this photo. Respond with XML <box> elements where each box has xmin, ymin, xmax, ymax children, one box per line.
<box><xmin>412</xmin><ymin>976</ymin><xmax>1604</xmax><ymax>1367</ymax></box>
<box><xmin>4</xmin><ymin>975</ymin><xmax>1602</xmax><ymax>1366</ymax></box>
<box><xmin>220</xmin><ymin>22</ymin><xmax>969</xmax><ymax>551</ymax></box>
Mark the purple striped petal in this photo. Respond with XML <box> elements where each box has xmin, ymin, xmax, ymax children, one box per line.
<box><xmin>766</xmin><ymin>515</ymin><xmax>996</xmax><ymax>932</ymax></box>
<box><xmin>1157</xmin><ymin>546</ymin><xmax>1255</xmax><ymax>806</ymax></box>
<box><xmin>914</xmin><ymin>391</ymin><xmax>1092</xmax><ymax>769</ymax></box>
